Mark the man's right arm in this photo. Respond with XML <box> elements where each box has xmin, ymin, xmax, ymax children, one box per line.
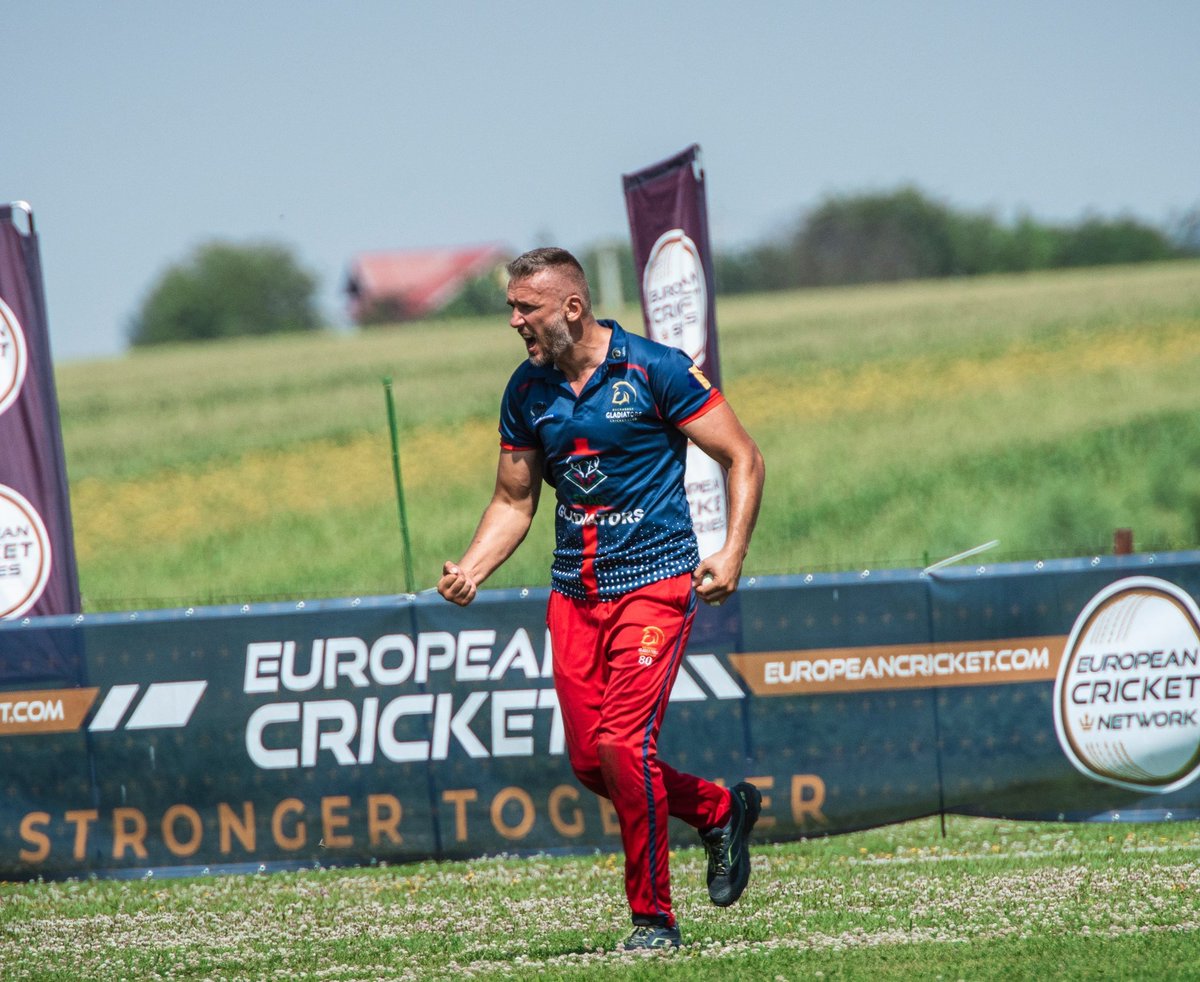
<box><xmin>437</xmin><ymin>448</ymin><xmax>543</xmax><ymax>606</ymax></box>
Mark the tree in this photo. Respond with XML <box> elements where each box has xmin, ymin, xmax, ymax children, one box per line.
<box><xmin>1052</xmin><ymin>216</ymin><xmax>1175</xmax><ymax>267</ymax></box>
<box><xmin>1170</xmin><ymin>206</ymin><xmax>1200</xmax><ymax>256</ymax></box>
<box><xmin>130</xmin><ymin>241</ymin><xmax>321</xmax><ymax>346</ymax></box>
<box><xmin>793</xmin><ymin>187</ymin><xmax>960</xmax><ymax>285</ymax></box>
<box><xmin>703</xmin><ymin>188</ymin><xmax>1188</xmax><ymax>296</ymax></box>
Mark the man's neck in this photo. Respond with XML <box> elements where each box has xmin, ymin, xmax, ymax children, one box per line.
<box><xmin>555</xmin><ymin>318</ymin><xmax>611</xmax><ymax>387</ymax></box>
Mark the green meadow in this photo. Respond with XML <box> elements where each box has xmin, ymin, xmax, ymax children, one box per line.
<box><xmin>56</xmin><ymin>259</ymin><xmax>1200</xmax><ymax>610</ymax></box>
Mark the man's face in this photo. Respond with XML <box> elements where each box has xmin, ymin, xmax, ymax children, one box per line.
<box><xmin>507</xmin><ymin>272</ymin><xmax>573</xmax><ymax>367</ymax></box>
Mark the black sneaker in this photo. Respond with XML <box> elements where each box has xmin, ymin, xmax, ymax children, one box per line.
<box><xmin>621</xmin><ymin>923</ymin><xmax>682</xmax><ymax>950</ymax></box>
<box><xmin>701</xmin><ymin>781</ymin><xmax>762</xmax><ymax>907</ymax></box>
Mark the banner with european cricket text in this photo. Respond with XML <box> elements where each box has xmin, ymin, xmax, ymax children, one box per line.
<box><xmin>0</xmin><ymin>203</ymin><xmax>81</xmax><ymax>648</ymax></box>
<box><xmin>2</xmin><ymin>551</ymin><xmax>1200</xmax><ymax>880</ymax></box>
<box><xmin>623</xmin><ymin>145</ymin><xmax>728</xmax><ymax>558</ymax></box>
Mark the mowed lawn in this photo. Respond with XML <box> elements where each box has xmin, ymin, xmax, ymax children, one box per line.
<box><xmin>56</xmin><ymin>259</ymin><xmax>1200</xmax><ymax>610</ymax></box>
<box><xmin>2</xmin><ymin>817</ymin><xmax>1198</xmax><ymax>979</ymax></box>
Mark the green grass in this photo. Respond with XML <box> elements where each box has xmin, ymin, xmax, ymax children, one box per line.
<box><xmin>54</xmin><ymin>259</ymin><xmax>1200</xmax><ymax>609</ymax></box>
<box><xmin>18</xmin><ymin>264</ymin><xmax>1200</xmax><ymax>978</ymax></box>
<box><xmin>3</xmin><ymin>817</ymin><xmax>1198</xmax><ymax>979</ymax></box>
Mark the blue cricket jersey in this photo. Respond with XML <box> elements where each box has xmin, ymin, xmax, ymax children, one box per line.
<box><xmin>498</xmin><ymin>320</ymin><xmax>723</xmax><ymax>601</ymax></box>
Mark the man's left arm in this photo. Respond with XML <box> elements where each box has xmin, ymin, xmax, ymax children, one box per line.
<box><xmin>679</xmin><ymin>402</ymin><xmax>765</xmax><ymax>605</ymax></box>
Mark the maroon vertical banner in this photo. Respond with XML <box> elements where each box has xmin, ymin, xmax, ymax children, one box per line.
<box><xmin>622</xmin><ymin>145</ymin><xmax>729</xmax><ymax>557</ymax></box>
<box><xmin>0</xmin><ymin>203</ymin><xmax>81</xmax><ymax>626</ymax></box>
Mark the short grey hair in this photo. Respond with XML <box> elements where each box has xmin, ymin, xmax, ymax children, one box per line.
<box><xmin>506</xmin><ymin>247</ymin><xmax>591</xmax><ymax>313</ymax></box>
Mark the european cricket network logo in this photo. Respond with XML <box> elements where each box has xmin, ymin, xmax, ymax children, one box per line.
<box><xmin>0</xmin><ymin>484</ymin><xmax>52</xmax><ymax>619</ymax></box>
<box><xmin>1054</xmin><ymin>576</ymin><xmax>1200</xmax><ymax>794</ymax></box>
<box><xmin>642</xmin><ymin>228</ymin><xmax>707</xmax><ymax>365</ymax></box>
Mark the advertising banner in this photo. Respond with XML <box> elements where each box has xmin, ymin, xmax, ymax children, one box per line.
<box><xmin>623</xmin><ymin>146</ymin><xmax>728</xmax><ymax>558</ymax></box>
<box><xmin>0</xmin><ymin>203</ymin><xmax>81</xmax><ymax>642</ymax></box>
<box><xmin>2</xmin><ymin>553</ymin><xmax>1199</xmax><ymax>880</ymax></box>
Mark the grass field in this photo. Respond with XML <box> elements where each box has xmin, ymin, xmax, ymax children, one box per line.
<box><xmin>56</xmin><ymin>259</ymin><xmax>1200</xmax><ymax>610</ymax></box>
<box><xmin>13</xmin><ymin>264</ymin><xmax>1200</xmax><ymax>978</ymax></box>
<box><xmin>2</xmin><ymin>817</ymin><xmax>1198</xmax><ymax>979</ymax></box>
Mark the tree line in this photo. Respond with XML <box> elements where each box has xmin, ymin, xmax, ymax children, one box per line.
<box><xmin>709</xmin><ymin>185</ymin><xmax>1196</xmax><ymax>294</ymax></box>
<box><xmin>580</xmin><ymin>186</ymin><xmax>1197</xmax><ymax>303</ymax></box>
<box><xmin>129</xmin><ymin>187</ymin><xmax>1198</xmax><ymax>346</ymax></box>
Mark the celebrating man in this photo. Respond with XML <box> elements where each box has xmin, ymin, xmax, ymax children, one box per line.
<box><xmin>438</xmin><ymin>247</ymin><xmax>766</xmax><ymax>950</ymax></box>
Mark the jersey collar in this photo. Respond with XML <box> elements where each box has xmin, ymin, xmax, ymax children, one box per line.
<box><xmin>521</xmin><ymin>319</ymin><xmax>629</xmax><ymax>380</ymax></box>
<box><xmin>603</xmin><ymin>320</ymin><xmax>630</xmax><ymax>366</ymax></box>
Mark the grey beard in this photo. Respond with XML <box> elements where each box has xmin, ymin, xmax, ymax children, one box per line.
<box><xmin>531</xmin><ymin>317</ymin><xmax>572</xmax><ymax>367</ymax></box>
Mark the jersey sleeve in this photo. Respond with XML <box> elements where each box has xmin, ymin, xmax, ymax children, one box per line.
<box><xmin>654</xmin><ymin>346</ymin><xmax>725</xmax><ymax>426</ymax></box>
<box><xmin>498</xmin><ymin>374</ymin><xmax>538</xmax><ymax>451</ymax></box>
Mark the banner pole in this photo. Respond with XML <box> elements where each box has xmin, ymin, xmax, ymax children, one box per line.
<box><xmin>383</xmin><ymin>377</ymin><xmax>417</xmax><ymax>595</ymax></box>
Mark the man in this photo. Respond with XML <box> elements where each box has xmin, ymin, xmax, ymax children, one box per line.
<box><xmin>438</xmin><ymin>247</ymin><xmax>766</xmax><ymax>950</ymax></box>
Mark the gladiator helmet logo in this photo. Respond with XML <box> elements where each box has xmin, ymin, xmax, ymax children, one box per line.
<box><xmin>611</xmin><ymin>380</ymin><xmax>637</xmax><ymax>406</ymax></box>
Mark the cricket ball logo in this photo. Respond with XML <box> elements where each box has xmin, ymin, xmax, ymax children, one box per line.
<box><xmin>0</xmin><ymin>484</ymin><xmax>52</xmax><ymax>620</ymax></box>
<box><xmin>642</xmin><ymin>228</ymin><xmax>708</xmax><ymax>366</ymax></box>
<box><xmin>1053</xmin><ymin>576</ymin><xmax>1200</xmax><ymax>794</ymax></box>
<box><xmin>0</xmin><ymin>296</ymin><xmax>29</xmax><ymax>418</ymax></box>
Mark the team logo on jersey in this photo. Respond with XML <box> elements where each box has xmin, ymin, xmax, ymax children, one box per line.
<box><xmin>606</xmin><ymin>380</ymin><xmax>641</xmax><ymax>422</ymax></box>
<box><xmin>688</xmin><ymin>365</ymin><xmax>712</xmax><ymax>391</ymax></box>
<box><xmin>611</xmin><ymin>381</ymin><xmax>636</xmax><ymax>406</ymax></box>
<box><xmin>530</xmin><ymin>401</ymin><xmax>556</xmax><ymax>427</ymax></box>
<box><xmin>564</xmin><ymin>456</ymin><xmax>607</xmax><ymax>493</ymax></box>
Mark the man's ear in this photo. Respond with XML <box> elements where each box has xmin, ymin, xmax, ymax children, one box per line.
<box><xmin>563</xmin><ymin>293</ymin><xmax>585</xmax><ymax>324</ymax></box>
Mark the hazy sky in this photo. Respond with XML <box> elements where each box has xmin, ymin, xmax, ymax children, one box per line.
<box><xmin>7</xmin><ymin>1</ymin><xmax>1198</xmax><ymax>361</ymax></box>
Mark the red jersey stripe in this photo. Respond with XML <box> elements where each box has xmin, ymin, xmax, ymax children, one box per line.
<box><xmin>580</xmin><ymin>513</ymin><xmax>600</xmax><ymax>599</ymax></box>
<box><xmin>676</xmin><ymin>390</ymin><xmax>725</xmax><ymax>427</ymax></box>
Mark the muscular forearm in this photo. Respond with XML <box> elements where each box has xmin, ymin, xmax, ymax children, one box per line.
<box><xmin>721</xmin><ymin>443</ymin><xmax>765</xmax><ymax>563</ymax></box>
<box><xmin>440</xmin><ymin>448</ymin><xmax>541</xmax><ymax>607</ymax></box>
<box><xmin>683</xmin><ymin>404</ymin><xmax>765</xmax><ymax>604</ymax></box>
<box><xmin>455</xmin><ymin>496</ymin><xmax>535</xmax><ymax>584</ymax></box>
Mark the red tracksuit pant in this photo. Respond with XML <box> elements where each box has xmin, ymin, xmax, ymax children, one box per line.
<box><xmin>547</xmin><ymin>572</ymin><xmax>732</xmax><ymax>926</ymax></box>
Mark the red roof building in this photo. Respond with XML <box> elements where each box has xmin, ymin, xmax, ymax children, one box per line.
<box><xmin>345</xmin><ymin>244</ymin><xmax>511</xmax><ymax>324</ymax></box>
